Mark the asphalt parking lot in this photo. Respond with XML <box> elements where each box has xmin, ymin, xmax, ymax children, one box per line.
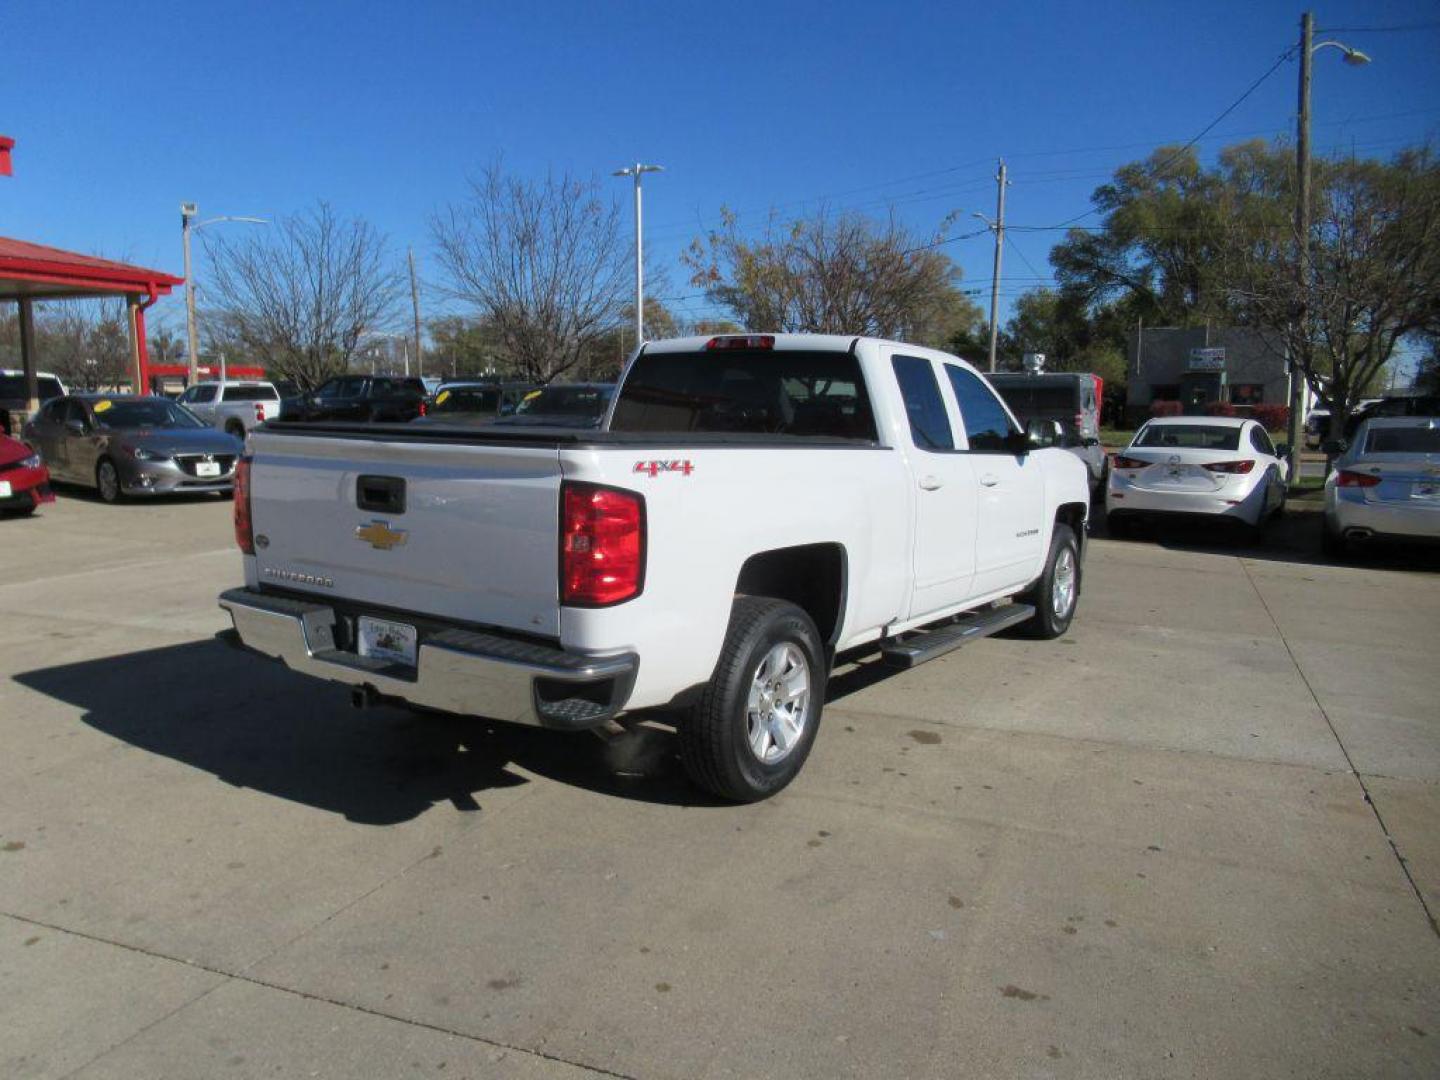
<box><xmin>2</xmin><ymin>492</ymin><xmax>1438</xmax><ymax>1079</ymax></box>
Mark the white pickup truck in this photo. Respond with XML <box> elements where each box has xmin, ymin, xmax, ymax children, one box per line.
<box><xmin>220</xmin><ymin>334</ymin><xmax>1090</xmax><ymax>800</ymax></box>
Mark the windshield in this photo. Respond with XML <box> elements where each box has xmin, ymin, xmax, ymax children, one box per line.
<box><xmin>92</xmin><ymin>399</ymin><xmax>205</xmax><ymax>430</ymax></box>
<box><xmin>1364</xmin><ymin>425</ymin><xmax>1440</xmax><ymax>455</ymax></box>
<box><xmin>432</xmin><ymin>387</ymin><xmax>501</xmax><ymax>414</ymax></box>
<box><xmin>990</xmin><ymin>384</ymin><xmax>1076</xmax><ymax>414</ymax></box>
<box><xmin>515</xmin><ymin>385</ymin><xmax>612</xmax><ymax>417</ymax></box>
<box><xmin>1134</xmin><ymin>424</ymin><xmax>1241</xmax><ymax>451</ymax></box>
<box><xmin>1</xmin><ymin>375</ymin><xmax>65</xmax><ymax>400</ymax></box>
<box><xmin>611</xmin><ymin>350</ymin><xmax>877</xmax><ymax>439</ymax></box>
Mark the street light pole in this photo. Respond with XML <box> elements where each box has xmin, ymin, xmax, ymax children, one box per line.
<box><xmin>614</xmin><ymin>163</ymin><xmax>663</xmax><ymax>347</ymax></box>
<box><xmin>179</xmin><ymin>205</ymin><xmax>267</xmax><ymax>385</ymax></box>
<box><xmin>1288</xmin><ymin>13</ymin><xmax>1371</xmax><ymax>482</ymax></box>
<box><xmin>182</xmin><ymin>203</ymin><xmax>199</xmax><ymax>386</ymax></box>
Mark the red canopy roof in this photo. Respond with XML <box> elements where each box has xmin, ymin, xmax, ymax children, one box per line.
<box><xmin>0</xmin><ymin>236</ymin><xmax>183</xmax><ymax>301</ymax></box>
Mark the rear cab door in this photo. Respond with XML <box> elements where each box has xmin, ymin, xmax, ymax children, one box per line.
<box><xmin>882</xmin><ymin>346</ymin><xmax>978</xmax><ymax>620</ymax></box>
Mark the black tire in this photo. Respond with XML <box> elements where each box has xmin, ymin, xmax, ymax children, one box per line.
<box><xmin>1018</xmin><ymin>523</ymin><xmax>1080</xmax><ymax>640</ymax></box>
<box><xmin>224</xmin><ymin>421</ymin><xmax>246</xmax><ymax>440</ymax></box>
<box><xmin>680</xmin><ymin>597</ymin><xmax>826</xmax><ymax>802</ymax></box>
<box><xmin>95</xmin><ymin>458</ymin><xmax>123</xmax><ymax>504</ymax></box>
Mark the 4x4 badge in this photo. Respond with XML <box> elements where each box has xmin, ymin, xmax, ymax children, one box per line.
<box><xmin>355</xmin><ymin>520</ymin><xmax>408</xmax><ymax>550</ymax></box>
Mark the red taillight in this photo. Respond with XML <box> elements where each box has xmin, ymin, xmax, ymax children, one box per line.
<box><xmin>705</xmin><ymin>334</ymin><xmax>774</xmax><ymax>351</ymax></box>
<box><xmin>254</xmin><ymin>403</ymin><xmax>266</xmax><ymax>421</ymax></box>
<box><xmin>419</xmin><ymin>401</ymin><xmax>428</xmax><ymax>416</ymax></box>
<box><xmin>561</xmin><ymin>482</ymin><xmax>645</xmax><ymax>606</ymax></box>
<box><xmin>1113</xmin><ymin>455</ymin><xmax>1148</xmax><ymax>470</ymax></box>
<box><xmin>1336</xmin><ymin>469</ymin><xmax>1381</xmax><ymax>488</ymax></box>
<box><xmin>1202</xmin><ymin>459</ymin><xmax>1256</xmax><ymax>475</ymax></box>
<box><xmin>234</xmin><ymin>457</ymin><xmax>255</xmax><ymax>554</ymax></box>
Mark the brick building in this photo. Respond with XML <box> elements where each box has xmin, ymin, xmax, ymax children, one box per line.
<box><xmin>1126</xmin><ymin>326</ymin><xmax>1290</xmax><ymax>425</ymax></box>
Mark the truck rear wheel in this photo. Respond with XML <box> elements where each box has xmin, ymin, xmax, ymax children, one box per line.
<box><xmin>680</xmin><ymin>597</ymin><xmax>826</xmax><ymax>802</ymax></box>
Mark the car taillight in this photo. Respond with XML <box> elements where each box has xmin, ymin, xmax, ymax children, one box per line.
<box><xmin>1113</xmin><ymin>455</ymin><xmax>1148</xmax><ymax>470</ymax></box>
<box><xmin>561</xmin><ymin>482</ymin><xmax>644</xmax><ymax>606</ymax></box>
<box><xmin>234</xmin><ymin>457</ymin><xmax>255</xmax><ymax>554</ymax></box>
<box><xmin>254</xmin><ymin>403</ymin><xmax>266</xmax><ymax>421</ymax></box>
<box><xmin>706</xmin><ymin>335</ymin><xmax>774</xmax><ymax>351</ymax></box>
<box><xmin>1202</xmin><ymin>459</ymin><xmax>1256</xmax><ymax>474</ymax></box>
<box><xmin>418</xmin><ymin>400</ymin><xmax>428</xmax><ymax>416</ymax></box>
<box><xmin>1336</xmin><ymin>469</ymin><xmax>1381</xmax><ymax>488</ymax></box>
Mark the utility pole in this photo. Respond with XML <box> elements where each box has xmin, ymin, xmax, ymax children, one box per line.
<box><xmin>614</xmin><ymin>163</ymin><xmax>663</xmax><ymax>347</ymax></box>
<box><xmin>1287</xmin><ymin>11</ymin><xmax>1313</xmax><ymax>484</ymax></box>
<box><xmin>408</xmin><ymin>247</ymin><xmax>423</xmax><ymax>378</ymax></box>
<box><xmin>984</xmin><ymin>159</ymin><xmax>1008</xmax><ymax>373</ymax></box>
<box><xmin>182</xmin><ymin>203</ymin><xmax>199</xmax><ymax>385</ymax></box>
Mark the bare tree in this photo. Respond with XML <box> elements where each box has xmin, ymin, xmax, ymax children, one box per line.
<box><xmin>202</xmin><ymin>202</ymin><xmax>403</xmax><ymax>389</ymax></box>
<box><xmin>431</xmin><ymin>163</ymin><xmax>630</xmax><ymax>383</ymax></box>
<box><xmin>682</xmin><ymin>207</ymin><xmax>979</xmax><ymax>346</ymax></box>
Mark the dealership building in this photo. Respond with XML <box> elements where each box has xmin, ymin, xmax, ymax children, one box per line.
<box><xmin>1124</xmin><ymin>325</ymin><xmax>1294</xmax><ymax>425</ymax></box>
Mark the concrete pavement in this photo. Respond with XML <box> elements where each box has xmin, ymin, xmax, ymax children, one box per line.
<box><xmin>2</xmin><ymin>491</ymin><xmax>1437</xmax><ymax>1079</ymax></box>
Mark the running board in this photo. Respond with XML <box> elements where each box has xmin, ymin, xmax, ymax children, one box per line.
<box><xmin>880</xmin><ymin>604</ymin><xmax>1035</xmax><ymax>669</ymax></box>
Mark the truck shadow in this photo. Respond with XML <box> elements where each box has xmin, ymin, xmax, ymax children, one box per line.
<box><xmin>12</xmin><ymin>637</ymin><xmax>721</xmax><ymax>823</ymax></box>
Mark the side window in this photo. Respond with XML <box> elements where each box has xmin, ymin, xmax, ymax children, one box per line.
<box><xmin>196</xmin><ymin>385</ymin><xmax>218</xmax><ymax>403</ymax></box>
<box><xmin>1250</xmin><ymin>426</ymin><xmax>1275</xmax><ymax>456</ymax></box>
<box><xmin>945</xmin><ymin>365</ymin><xmax>1018</xmax><ymax>452</ymax></box>
<box><xmin>177</xmin><ymin>387</ymin><xmax>195</xmax><ymax>404</ymax></box>
<box><xmin>63</xmin><ymin>400</ymin><xmax>90</xmax><ymax>428</ymax></box>
<box><xmin>891</xmin><ymin>355</ymin><xmax>954</xmax><ymax>451</ymax></box>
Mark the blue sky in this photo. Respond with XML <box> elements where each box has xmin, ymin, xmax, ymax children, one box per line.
<box><xmin>3</xmin><ymin>0</ymin><xmax>1438</xmax><ymax>340</ymax></box>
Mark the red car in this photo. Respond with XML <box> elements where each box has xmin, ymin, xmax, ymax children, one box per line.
<box><xmin>0</xmin><ymin>432</ymin><xmax>53</xmax><ymax>516</ymax></box>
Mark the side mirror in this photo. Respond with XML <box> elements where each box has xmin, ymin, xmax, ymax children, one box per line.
<box><xmin>1321</xmin><ymin>438</ymin><xmax>1346</xmax><ymax>456</ymax></box>
<box><xmin>1081</xmin><ymin>436</ymin><xmax>1101</xmax><ymax>448</ymax></box>
<box><xmin>1023</xmin><ymin>418</ymin><xmax>1062</xmax><ymax>450</ymax></box>
<box><xmin>1274</xmin><ymin>443</ymin><xmax>1290</xmax><ymax>458</ymax></box>
<box><xmin>65</xmin><ymin>419</ymin><xmax>87</xmax><ymax>436</ymax></box>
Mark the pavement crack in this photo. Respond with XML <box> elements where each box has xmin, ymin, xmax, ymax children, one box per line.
<box><xmin>1239</xmin><ymin>557</ymin><xmax>1440</xmax><ymax>940</ymax></box>
<box><xmin>2</xmin><ymin>908</ymin><xmax>635</xmax><ymax>1080</ymax></box>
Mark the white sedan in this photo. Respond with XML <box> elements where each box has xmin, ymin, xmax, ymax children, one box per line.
<box><xmin>1322</xmin><ymin>416</ymin><xmax>1440</xmax><ymax>556</ymax></box>
<box><xmin>1106</xmin><ymin>416</ymin><xmax>1289</xmax><ymax>536</ymax></box>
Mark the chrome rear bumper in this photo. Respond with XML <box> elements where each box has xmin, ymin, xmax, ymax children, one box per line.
<box><xmin>218</xmin><ymin>587</ymin><xmax>637</xmax><ymax>730</ymax></box>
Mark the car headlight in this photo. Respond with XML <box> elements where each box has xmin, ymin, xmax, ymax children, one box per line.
<box><xmin>20</xmin><ymin>452</ymin><xmax>42</xmax><ymax>469</ymax></box>
<box><xmin>129</xmin><ymin>447</ymin><xmax>170</xmax><ymax>462</ymax></box>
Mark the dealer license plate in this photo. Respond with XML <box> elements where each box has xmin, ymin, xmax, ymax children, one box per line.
<box><xmin>0</xmin><ymin>481</ymin><xmax>11</xmax><ymax>498</ymax></box>
<box><xmin>357</xmin><ymin>616</ymin><xmax>417</xmax><ymax>667</ymax></box>
<box><xmin>195</xmin><ymin>461</ymin><xmax>222</xmax><ymax>478</ymax></box>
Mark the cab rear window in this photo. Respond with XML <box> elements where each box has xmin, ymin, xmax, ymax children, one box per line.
<box><xmin>611</xmin><ymin>350</ymin><xmax>877</xmax><ymax>440</ymax></box>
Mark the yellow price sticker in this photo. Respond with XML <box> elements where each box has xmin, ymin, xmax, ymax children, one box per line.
<box><xmin>435</xmin><ymin>390</ymin><xmax>451</xmax><ymax>405</ymax></box>
<box><xmin>523</xmin><ymin>389</ymin><xmax>543</xmax><ymax>401</ymax></box>
<box><xmin>93</xmin><ymin>400</ymin><xmax>113</xmax><ymax>413</ymax></box>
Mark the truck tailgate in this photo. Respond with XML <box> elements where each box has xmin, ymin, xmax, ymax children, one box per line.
<box><xmin>248</xmin><ymin>432</ymin><xmax>563</xmax><ymax>637</ymax></box>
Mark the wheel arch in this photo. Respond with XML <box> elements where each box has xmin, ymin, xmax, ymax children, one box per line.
<box><xmin>734</xmin><ymin>542</ymin><xmax>848</xmax><ymax>652</ymax></box>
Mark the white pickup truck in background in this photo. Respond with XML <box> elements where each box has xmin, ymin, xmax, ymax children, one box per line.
<box><xmin>220</xmin><ymin>334</ymin><xmax>1090</xmax><ymax>800</ymax></box>
<box><xmin>178</xmin><ymin>380</ymin><xmax>282</xmax><ymax>439</ymax></box>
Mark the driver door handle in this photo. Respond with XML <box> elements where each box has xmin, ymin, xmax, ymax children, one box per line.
<box><xmin>980</xmin><ymin>473</ymin><xmax>1000</xmax><ymax>487</ymax></box>
<box><xmin>919</xmin><ymin>475</ymin><xmax>943</xmax><ymax>491</ymax></box>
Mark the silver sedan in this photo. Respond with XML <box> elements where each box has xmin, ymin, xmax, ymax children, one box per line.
<box><xmin>1323</xmin><ymin>416</ymin><xmax>1440</xmax><ymax>556</ymax></box>
<box><xmin>23</xmin><ymin>395</ymin><xmax>244</xmax><ymax>503</ymax></box>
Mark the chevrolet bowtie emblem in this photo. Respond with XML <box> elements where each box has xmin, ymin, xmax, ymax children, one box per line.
<box><xmin>355</xmin><ymin>520</ymin><xmax>408</xmax><ymax>550</ymax></box>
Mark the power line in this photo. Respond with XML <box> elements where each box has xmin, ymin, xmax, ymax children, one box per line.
<box><xmin>1043</xmin><ymin>44</ymin><xmax>1300</xmax><ymax>232</ymax></box>
<box><xmin>1317</xmin><ymin>21</ymin><xmax>1440</xmax><ymax>33</ymax></box>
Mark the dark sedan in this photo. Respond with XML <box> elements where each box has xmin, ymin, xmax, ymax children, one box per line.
<box><xmin>23</xmin><ymin>395</ymin><xmax>244</xmax><ymax>503</ymax></box>
<box><xmin>287</xmin><ymin>375</ymin><xmax>429</xmax><ymax>423</ymax></box>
